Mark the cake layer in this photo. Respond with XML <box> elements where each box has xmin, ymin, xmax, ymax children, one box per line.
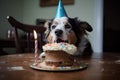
<box><xmin>45</xmin><ymin>51</ymin><xmax>74</xmax><ymax>66</ymax></box>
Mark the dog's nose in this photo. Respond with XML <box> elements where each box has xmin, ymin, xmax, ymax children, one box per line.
<box><xmin>55</xmin><ymin>29</ymin><xmax>63</xmax><ymax>37</ymax></box>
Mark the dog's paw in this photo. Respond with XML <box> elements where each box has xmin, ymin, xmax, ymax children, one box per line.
<box><xmin>39</xmin><ymin>52</ymin><xmax>46</xmax><ymax>59</ymax></box>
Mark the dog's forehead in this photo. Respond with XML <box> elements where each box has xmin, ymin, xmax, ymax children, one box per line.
<box><xmin>53</xmin><ymin>17</ymin><xmax>68</xmax><ymax>25</ymax></box>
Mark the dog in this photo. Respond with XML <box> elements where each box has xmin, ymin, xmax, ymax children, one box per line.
<box><xmin>40</xmin><ymin>17</ymin><xmax>93</xmax><ymax>57</ymax></box>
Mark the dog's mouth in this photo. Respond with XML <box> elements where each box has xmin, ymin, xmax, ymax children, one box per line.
<box><xmin>55</xmin><ymin>38</ymin><xmax>68</xmax><ymax>43</ymax></box>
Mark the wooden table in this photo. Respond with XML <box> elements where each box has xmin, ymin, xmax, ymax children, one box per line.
<box><xmin>0</xmin><ymin>53</ymin><xmax>120</xmax><ymax>80</ymax></box>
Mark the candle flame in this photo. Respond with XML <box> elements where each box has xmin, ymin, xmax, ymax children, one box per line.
<box><xmin>33</xmin><ymin>30</ymin><xmax>37</xmax><ymax>39</ymax></box>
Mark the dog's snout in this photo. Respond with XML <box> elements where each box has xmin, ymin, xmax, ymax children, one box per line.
<box><xmin>55</xmin><ymin>29</ymin><xmax>63</xmax><ymax>37</ymax></box>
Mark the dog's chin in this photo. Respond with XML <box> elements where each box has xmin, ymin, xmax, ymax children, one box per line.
<box><xmin>54</xmin><ymin>38</ymin><xmax>68</xmax><ymax>43</ymax></box>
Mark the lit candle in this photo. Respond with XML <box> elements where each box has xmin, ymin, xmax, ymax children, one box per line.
<box><xmin>33</xmin><ymin>30</ymin><xmax>38</xmax><ymax>65</ymax></box>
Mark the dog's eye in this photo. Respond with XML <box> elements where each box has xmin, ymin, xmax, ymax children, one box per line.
<box><xmin>51</xmin><ymin>25</ymin><xmax>56</xmax><ymax>29</ymax></box>
<box><xmin>65</xmin><ymin>24</ymin><xmax>71</xmax><ymax>29</ymax></box>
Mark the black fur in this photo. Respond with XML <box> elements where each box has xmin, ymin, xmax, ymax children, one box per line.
<box><xmin>68</xmin><ymin>18</ymin><xmax>93</xmax><ymax>56</ymax></box>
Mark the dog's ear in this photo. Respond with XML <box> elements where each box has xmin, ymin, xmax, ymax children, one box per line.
<box><xmin>79</xmin><ymin>21</ymin><xmax>93</xmax><ymax>32</ymax></box>
<box><xmin>44</xmin><ymin>20</ymin><xmax>52</xmax><ymax>38</ymax></box>
<box><xmin>44</xmin><ymin>20</ymin><xmax>51</xmax><ymax>30</ymax></box>
<box><xmin>69</xmin><ymin>17</ymin><xmax>93</xmax><ymax>32</ymax></box>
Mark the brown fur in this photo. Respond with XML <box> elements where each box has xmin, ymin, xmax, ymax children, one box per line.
<box><xmin>68</xmin><ymin>31</ymin><xmax>77</xmax><ymax>44</ymax></box>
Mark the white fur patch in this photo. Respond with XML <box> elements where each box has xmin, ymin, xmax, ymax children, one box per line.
<box><xmin>50</xmin><ymin>17</ymin><xmax>72</xmax><ymax>42</ymax></box>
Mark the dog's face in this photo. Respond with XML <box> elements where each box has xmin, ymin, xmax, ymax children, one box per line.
<box><xmin>44</xmin><ymin>17</ymin><xmax>93</xmax><ymax>46</ymax></box>
<box><xmin>45</xmin><ymin>17</ymin><xmax>77</xmax><ymax>44</ymax></box>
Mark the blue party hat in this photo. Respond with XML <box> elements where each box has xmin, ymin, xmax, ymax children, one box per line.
<box><xmin>55</xmin><ymin>0</ymin><xmax>68</xmax><ymax>19</ymax></box>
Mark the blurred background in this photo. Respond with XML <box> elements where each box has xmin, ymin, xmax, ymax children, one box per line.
<box><xmin>0</xmin><ymin>0</ymin><xmax>120</xmax><ymax>54</ymax></box>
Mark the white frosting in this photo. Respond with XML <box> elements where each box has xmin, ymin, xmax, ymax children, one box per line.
<box><xmin>42</xmin><ymin>43</ymin><xmax>77</xmax><ymax>55</ymax></box>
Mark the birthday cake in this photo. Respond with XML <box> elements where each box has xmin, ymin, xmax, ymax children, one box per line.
<box><xmin>38</xmin><ymin>43</ymin><xmax>77</xmax><ymax>68</ymax></box>
<box><xmin>43</xmin><ymin>43</ymin><xmax>77</xmax><ymax>55</ymax></box>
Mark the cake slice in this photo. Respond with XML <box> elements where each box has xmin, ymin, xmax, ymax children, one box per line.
<box><xmin>42</xmin><ymin>43</ymin><xmax>77</xmax><ymax>67</ymax></box>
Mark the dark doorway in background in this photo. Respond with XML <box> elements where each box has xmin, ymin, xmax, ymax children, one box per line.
<box><xmin>103</xmin><ymin>0</ymin><xmax>120</xmax><ymax>52</ymax></box>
